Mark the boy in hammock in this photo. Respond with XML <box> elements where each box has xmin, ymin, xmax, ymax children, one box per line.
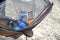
<box><xmin>12</xmin><ymin>12</ymin><xmax>28</xmax><ymax>31</ymax></box>
<box><xmin>6</xmin><ymin>12</ymin><xmax>28</xmax><ymax>31</ymax></box>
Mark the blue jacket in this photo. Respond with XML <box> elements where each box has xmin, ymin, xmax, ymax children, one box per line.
<box><xmin>13</xmin><ymin>20</ymin><xmax>28</xmax><ymax>31</ymax></box>
<box><xmin>13</xmin><ymin>13</ymin><xmax>28</xmax><ymax>31</ymax></box>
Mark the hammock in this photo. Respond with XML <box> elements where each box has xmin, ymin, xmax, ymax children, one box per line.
<box><xmin>0</xmin><ymin>0</ymin><xmax>53</xmax><ymax>39</ymax></box>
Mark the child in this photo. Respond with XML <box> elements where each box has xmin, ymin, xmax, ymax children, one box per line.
<box><xmin>12</xmin><ymin>12</ymin><xmax>28</xmax><ymax>31</ymax></box>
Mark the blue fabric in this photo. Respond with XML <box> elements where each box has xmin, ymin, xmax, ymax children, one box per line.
<box><xmin>13</xmin><ymin>13</ymin><xmax>28</xmax><ymax>31</ymax></box>
<box><xmin>13</xmin><ymin>20</ymin><xmax>28</xmax><ymax>31</ymax></box>
<box><xmin>13</xmin><ymin>26</ymin><xmax>21</xmax><ymax>31</ymax></box>
<box><xmin>19</xmin><ymin>13</ymin><xmax>28</xmax><ymax>20</ymax></box>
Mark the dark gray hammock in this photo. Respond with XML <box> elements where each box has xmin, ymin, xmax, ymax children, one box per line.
<box><xmin>0</xmin><ymin>0</ymin><xmax>53</xmax><ymax>39</ymax></box>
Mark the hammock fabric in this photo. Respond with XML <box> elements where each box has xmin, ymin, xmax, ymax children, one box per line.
<box><xmin>0</xmin><ymin>0</ymin><xmax>53</xmax><ymax>39</ymax></box>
